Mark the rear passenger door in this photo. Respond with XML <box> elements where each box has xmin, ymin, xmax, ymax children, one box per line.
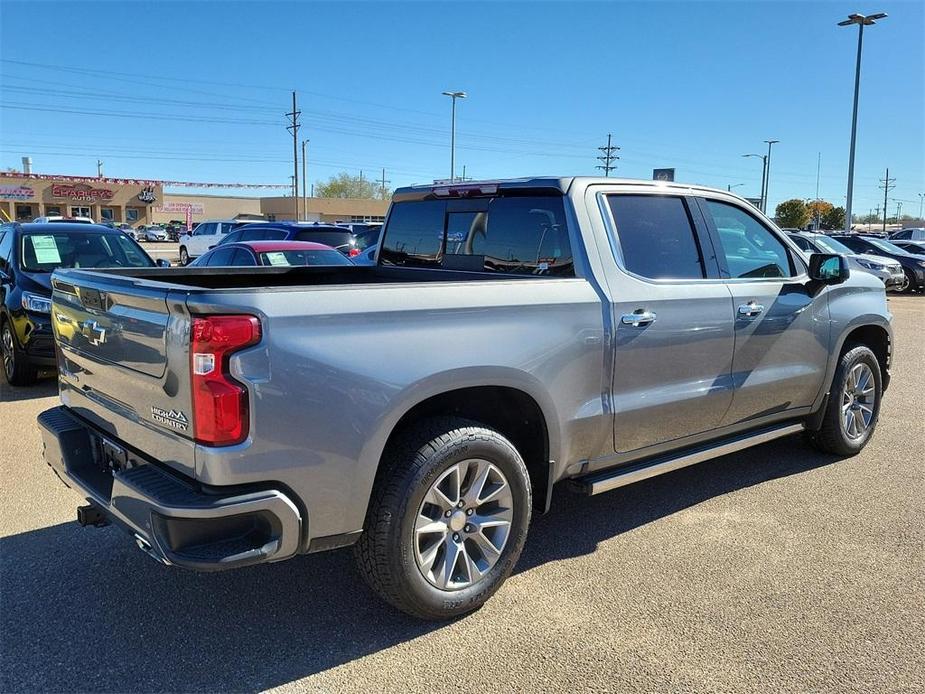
<box><xmin>600</xmin><ymin>192</ymin><xmax>735</xmax><ymax>453</ymax></box>
<box><xmin>697</xmin><ymin>198</ymin><xmax>829</xmax><ymax>426</ymax></box>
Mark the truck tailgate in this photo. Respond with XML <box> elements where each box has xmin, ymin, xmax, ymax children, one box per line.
<box><xmin>51</xmin><ymin>270</ymin><xmax>198</xmax><ymax>478</ymax></box>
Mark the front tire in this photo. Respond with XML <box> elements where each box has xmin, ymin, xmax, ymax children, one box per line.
<box><xmin>1</xmin><ymin>320</ymin><xmax>37</xmax><ymax>386</ymax></box>
<box><xmin>806</xmin><ymin>344</ymin><xmax>882</xmax><ymax>456</ymax></box>
<box><xmin>899</xmin><ymin>269</ymin><xmax>916</xmax><ymax>294</ymax></box>
<box><xmin>179</xmin><ymin>247</ymin><xmax>190</xmax><ymax>266</ymax></box>
<box><xmin>355</xmin><ymin>417</ymin><xmax>532</xmax><ymax>620</ymax></box>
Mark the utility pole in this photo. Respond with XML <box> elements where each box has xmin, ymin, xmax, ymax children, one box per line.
<box><xmin>919</xmin><ymin>193</ymin><xmax>925</xmax><ymax>220</ymax></box>
<box><xmin>896</xmin><ymin>201</ymin><xmax>902</xmax><ymax>223</ymax></box>
<box><xmin>301</xmin><ymin>139</ymin><xmax>309</xmax><ymax>220</ymax></box>
<box><xmin>868</xmin><ymin>208</ymin><xmax>872</xmax><ymax>231</ymax></box>
<box><xmin>879</xmin><ymin>168</ymin><xmax>895</xmax><ymax>233</ymax></box>
<box><xmin>379</xmin><ymin>168</ymin><xmax>391</xmax><ymax>200</ymax></box>
<box><xmin>97</xmin><ymin>160</ymin><xmax>103</xmax><ymax>178</ymax></box>
<box><xmin>596</xmin><ymin>134</ymin><xmax>620</xmax><ymax>177</ymax></box>
<box><xmin>286</xmin><ymin>91</ymin><xmax>301</xmax><ymax>220</ymax></box>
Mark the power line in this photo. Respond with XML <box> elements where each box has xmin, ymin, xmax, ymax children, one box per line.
<box><xmin>596</xmin><ymin>134</ymin><xmax>620</xmax><ymax>177</ymax></box>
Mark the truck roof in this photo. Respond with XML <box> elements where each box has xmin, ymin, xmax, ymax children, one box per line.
<box><xmin>392</xmin><ymin>176</ymin><xmax>747</xmax><ymax>202</ymax></box>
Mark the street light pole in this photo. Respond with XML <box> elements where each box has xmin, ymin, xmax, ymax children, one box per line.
<box><xmin>727</xmin><ymin>183</ymin><xmax>744</xmax><ymax>192</ymax></box>
<box><xmin>763</xmin><ymin>139</ymin><xmax>779</xmax><ymax>214</ymax></box>
<box><xmin>743</xmin><ymin>153</ymin><xmax>766</xmax><ymax>209</ymax></box>
<box><xmin>442</xmin><ymin>91</ymin><xmax>467</xmax><ymax>182</ymax></box>
<box><xmin>839</xmin><ymin>12</ymin><xmax>887</xmax><ymax>232</ymax></box>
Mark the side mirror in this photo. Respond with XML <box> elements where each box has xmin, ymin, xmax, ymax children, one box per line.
<box><xmin>156</xmin><ymin>258</ymin><xmax>172</xmax><ymax>268</ymax></box>
<box><xmin>809</xmin><ymin>253</ymin><xmax>849</xmax><ymax>284</ymax></box>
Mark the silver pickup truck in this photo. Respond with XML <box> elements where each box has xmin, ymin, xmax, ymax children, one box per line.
<box><xmin>38</xmin><ymin>177</ymin><xmax>892</xmax><ymax>619</ymax></box>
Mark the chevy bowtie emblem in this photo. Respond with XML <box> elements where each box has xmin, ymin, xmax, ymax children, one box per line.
<box><xmin>81</xmin><ymin>320</ymin><xmax>106</xmax><ymax>346</ymax></box>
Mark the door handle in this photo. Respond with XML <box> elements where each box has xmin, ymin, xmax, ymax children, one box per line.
<box><xmin>737</xmin><ymin>301</ymin><xmax>765</xmax><ymax>317</ymax></box>
<box><xmin>621</xmin><ymin>310</ymin><xmax>657</xmax><ymax>327</ymax></box>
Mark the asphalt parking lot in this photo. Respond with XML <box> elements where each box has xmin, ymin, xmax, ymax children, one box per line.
<box><xmin>1</xmin><ymin>295</ymin><xmax>922</xmax><ymax>693</ymax></box>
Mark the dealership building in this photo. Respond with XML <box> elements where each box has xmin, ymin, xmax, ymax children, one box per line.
<box><xmin>0</xmin><ymin>173</ymin><xmax>389</xmax><ymax>227</ymax></box>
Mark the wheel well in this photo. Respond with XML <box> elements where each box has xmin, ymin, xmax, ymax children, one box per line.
<box><xmin>387</xmin><ymin>386</ymin><xmax>551</xmax><ymax>512</ymax></box>
<box><xmin>843</xmin><ymin>324</ymin><xmax>890</xmax><ymax>388</ymax></box>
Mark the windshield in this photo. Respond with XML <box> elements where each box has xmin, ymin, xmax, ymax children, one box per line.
<box><xmin>258</xmin><ymin>249</ymin><xmax>353</xmax><ymax>266</ymax></box>
<box><xmin>865</xmin><ymin>237</ymin><xmax>908</xmax><ymax>255</ymax></box>
<box><xmin>812</xmin><ymin>236</ymin><xmax>855</xmax><ymax>255</ymax></box>
<box><xmin>20</xmin><ymin>231</ymin><xmax>154</xmax><ymax>272</ymax></box>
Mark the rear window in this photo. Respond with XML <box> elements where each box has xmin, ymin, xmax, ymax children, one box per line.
<box><xmin>20</xmin><ymin>232</ymin><xmax>154</xmax><ymax>272</ymax></box>
<box><xmin>293</xmin><ymin>230</ymin><xmax>354</xmax><ymax>249</ymax></box>
<box><xmin>380</xmin><ymin>196</ymin><xmax>574</xmax><ymax>276</ymax></box>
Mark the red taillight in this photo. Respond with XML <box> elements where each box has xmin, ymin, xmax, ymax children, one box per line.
<box><xmin>190</xmin><ymin>315</ymin><xmax>261</xmax><ymax>446</ymax></box>
<box><xmin>348</xmin><ymin>248</ymin><xmax>361</xmax><ymax>258</ymax></box>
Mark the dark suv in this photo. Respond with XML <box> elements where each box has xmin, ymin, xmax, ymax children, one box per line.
<box><xmin>831</xmin><ymin>234</ymin><xmax>925</xmax><ymax>293</ymax></box>
<box><xmin>215</xmin><ymin>222</ymin><xmax>376</xmax><ymax>258</ymax></box>
<box><xmin>0</xmin><ymin>222</ymin><xmax>163</xmax><ymax>385</ymax></box>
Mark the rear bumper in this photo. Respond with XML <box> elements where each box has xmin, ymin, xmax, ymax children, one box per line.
<box><xmin>38</xmin><ymin>406</ymin><xmax>302</xmax><ymax>571</ymax></box>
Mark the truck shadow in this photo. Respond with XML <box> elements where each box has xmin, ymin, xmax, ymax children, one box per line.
<box><xmin>1</xmin><ymin>435</ymin><xmax>837</xmax><ymax>692</ymax></box>
<box><xmin>0</xmin><ymin>375</ymin><xmax>58</xmax><ymax>403</ymax></box>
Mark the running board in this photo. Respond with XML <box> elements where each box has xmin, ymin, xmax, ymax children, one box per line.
<box><xmin>572</xmin><ymin>423</ymin><xmax>805</xmax><ymax>496</ymax></box>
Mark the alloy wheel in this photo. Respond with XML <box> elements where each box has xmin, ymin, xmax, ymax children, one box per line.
<box><xmin>842</xmin><ymin>362</ymin><xmax>876</xmax><ymax>439</ymax></box>
<box><xmin>2</xmin><ymin>326</ymin><xmax>14</xmax><ymax>380</ymax></box>
<box><xmin>413</xmin><ymin>459</ymin><xmax>514</xmax><ymax>591</ymax></box>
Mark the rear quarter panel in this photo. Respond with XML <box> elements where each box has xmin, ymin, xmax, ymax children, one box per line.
<box><xmin>188</xmin><ymin>277</ymin><xmax>607</xmax><ymax>541</ymax></box>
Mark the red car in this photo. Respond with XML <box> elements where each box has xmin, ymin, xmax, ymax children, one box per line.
<box><xmin>190</xmin><ymin>240</ymin><xmax>355</xmax><ymax>268</ymax></box>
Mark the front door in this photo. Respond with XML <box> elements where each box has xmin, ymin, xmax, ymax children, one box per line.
<box><xmin>698</xmin><ymin>198</ymin><xmax>829</xmax><ymax>426</ymax></box>
<box><xmin>603</xmin><ymin>192</ymin><xmax>736</xmax><ymax>453</ymax></box>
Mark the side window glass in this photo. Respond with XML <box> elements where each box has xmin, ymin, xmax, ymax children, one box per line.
<box><xmin>705</xmin><ymin>201</ymin><xmax>793</xmax><ymax>279</ymax></box>
<box><xmin>0</xmin><ymin>230</ymin><xmax>12</xmax><ymax>271</ymax></box>
<box><xmin>230</xmin><ymin>249</ymin><xmax>256</xmax><ymax>266</ymax></box>
<box><xmin>221</xmin><ymin>230</ymin><xmax>243</xmax><ymax>245</ymax></box>
<box><xmin>791</xmin><ymin>236</ymin><xmax>813</xmax><ymax>252</ymax></box>
<box><xmin>606</xmin><ymin>195</ymin><xmax>705</xmax><ymax>279</ymax></box>
<box><xmin>241</xmin><ymin>228</ymin><xmax>268</xmax><ymax>241</ymax></box>
<box><xmin>206</xmin><ymin>247</ymin><xmax>234</xmax><ymax>266</ymax></box>
<box><xmin>263</xmin><ymin>229</ymin><xmax>288</xmax><ymax>241</ymax></box>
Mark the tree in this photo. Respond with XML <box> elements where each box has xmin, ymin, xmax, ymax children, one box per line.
<box><xmin>314</xmin><ymin>172</ymin><xmax>389</xmax><ymax>199</ymax></box>
<box><xmin>775</xmin><ymin>199</ymin><xmax>810</xmax><ymax>229</ymax></box>
<box><xmin>806</xmin><ymin>199</ymin><xmax>833</xmax><ymax>228</ymax></box>
<box><xmin>820</xmin><ymin>206</ymin><xmax>845</xmax><ymax>230</ymax></box>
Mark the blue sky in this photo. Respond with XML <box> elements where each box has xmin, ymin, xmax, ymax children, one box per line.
<box><xmin>1</xmin><ymin>1</ymin><xmax>922</xmax><ymax>217</ymax></box>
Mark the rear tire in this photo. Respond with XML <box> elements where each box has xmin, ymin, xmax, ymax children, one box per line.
<box><xmin>1</xmin><ymin>320</ymin><xmax>37</xmax><ymax>387</ymax></box>
<box><xmin>806</xmin><ymin>344</ymin><xmax>881</xmax><ymax>456</ymax></box>
<box><xmin>354</xmin><ymin>417</ymin><xmax>531</xmax><ymax>620</ymax></box>
<box><xmin>899</xmin><ymin>269</ymin><xmax>916</xmax><ymax>294</ymax></box>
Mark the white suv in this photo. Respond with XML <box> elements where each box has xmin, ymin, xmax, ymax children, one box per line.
<box><xmin>178</xmin><ymin>220</ymin><xmax>238</xmax><ymax>265</ymax></box>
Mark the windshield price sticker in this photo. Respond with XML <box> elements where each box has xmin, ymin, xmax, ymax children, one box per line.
<box><xmin>265</xmin><ymin>252</ymin><xmax>290</xmax><ymax>266</ymax></box>
<box><xmin>31</xmin><ymin>235</ymin><xmax>62</xmax><ymax>264</ymax></box>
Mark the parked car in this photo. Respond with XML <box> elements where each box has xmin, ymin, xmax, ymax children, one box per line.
<box><xmin>37</xmin><ymin>177</ymin><xmax>892</xmax><ymax>620</ymax></box>
<box><xmin>0</xmin><ymin>222</ymin><xmax>167</xmax><ymax>385</ymax></box>
<box><xmin>213</xmin><ymin>222</ymin><xmax>375</xmax><ymax>259</ymax></box>
<box><xmin>787</xmin><ymin>231</ymin><xmax>905</xmax><ymax>291</ymax></box>
<box><xmin>31</xmin><ymin>215</ymin><xmax>94</xmax><ymax>224</ymax></box>
<box><xmin>831</xmin><ymin>234</ymin><xmax>925</xmax><ymax>293</ymax></box>
<box><xmin>138</xmin><ymin>225</ymin><xmax>169</xmax><ymax>242</ymax></box>
<box><xmin>890</xmin><ymin>240</ymin><xmax>925</xmax><ymax>256</ymax></box>
<box><xmin>889</xmin><ymin>227</ymin><xmax>925</xmax><ymax>241</ymax></box>
<box><xmin>352</xmin><ymin>243</ymin><xmax>378</xmax><ymax>266</ymax></box>
<box><xmin>190</xmin><ymin>240</ymin><xmax>354</xmax><ymax>268</ymax></box>
<box><xmin>177</xmin><ymin>220</ymin><xmax>240</xmax><ymax>265</ymax></box>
